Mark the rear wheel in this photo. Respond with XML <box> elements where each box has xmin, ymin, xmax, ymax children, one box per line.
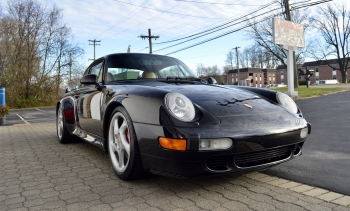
<box><xmin>56</xmin><ymin>106</ymin><xmax>71</xmax><ymax>143</ymax></box>
<box><xmin>108</xmin><ymin>107</ymin><xmax>146</xmax><ymax>180</ymax></box>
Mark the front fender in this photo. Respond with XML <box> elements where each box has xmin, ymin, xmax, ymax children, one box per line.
<box><xmin>57</xmin><ymin>96</ymin><xmax>77</xmax><ymax>133</ymax></box>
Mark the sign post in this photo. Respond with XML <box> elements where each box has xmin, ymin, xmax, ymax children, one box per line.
<box><xmin>273</xmin><ymin>18</ymin><xmax>304</xmax><ymax>97</ymax></box>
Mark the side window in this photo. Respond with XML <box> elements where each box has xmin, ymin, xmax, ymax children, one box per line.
<box><xmin>89</xmin><ymin>62</ymin><xmax>103</xmax><ymax>83</ymax></box>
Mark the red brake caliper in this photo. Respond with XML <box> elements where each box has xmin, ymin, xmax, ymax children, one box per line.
<box><xmin>125</xmin><ymin>129</ymin><xmax>130</xmax><ymax>143</ymax></box>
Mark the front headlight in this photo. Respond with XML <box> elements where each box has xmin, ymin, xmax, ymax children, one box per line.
<box><xmin>164</xmin><ymin>93</ymin><xmax>195</xmax><ymax>122</ymax></box>
<box><xmin>276</xmin><ymin>92</ymin><xmax>298</xmax><ymax>114</ymax></box>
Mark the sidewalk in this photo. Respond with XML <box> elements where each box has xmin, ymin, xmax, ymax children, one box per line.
<box><xmin>0</xmin><ymin>123</ymin><xmax>349</xmax><ymax>211</ymax></box>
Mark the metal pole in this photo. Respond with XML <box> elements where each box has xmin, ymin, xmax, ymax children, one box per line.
<box><xmin>139</xmin><ymin>29</ymin><xmax>159</xmax><ymax>54</ymax></box>
<box><xmin>94</xmin><ymin>40</ymin><xmax>96</xmax><ymax>60</ymax></box>
<box><xmin>306</xmin><ymin>66</ymin><xmax>309</xmax><ymax>88</ymax></box>
<box><xmin>233</xmin><ymin>47</ymin><xmax>240</xmax><ymax>85</ymax></box>
<box><xmin>287</xmin><ymin>48</ymin><xmax>295</xmax><ymax>94</ymax></box>
<box><xmin>89</xmin><ymin>40</ymin><xmax>101</xmax><ymax>61</ymax></box>
<box><xmin>148</xmin><ymin>29</ymin><xmax>152</xmax><ymax>54</ymax></box>
<box><xmin>284</xmin><ymin>0</ymin><xmax>298</xmax><ymax>88</ymax></box>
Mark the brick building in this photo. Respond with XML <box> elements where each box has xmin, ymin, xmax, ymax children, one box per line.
<box><xmin>227</xmin><ymin>68</ymin><xmax>276</xmax><ymax>87</ymax></box>
<box><xmin>300</xmin><ymin>59</ymin><xmax>350</xmax><ymax>84</ymax></box>
<box><xmin>226</xmin><ymin>58</ymin><xmax>350</xmax><ymax>85</ymax></box>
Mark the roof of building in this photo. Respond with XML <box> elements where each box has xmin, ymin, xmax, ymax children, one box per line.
<box><xmin>301</xmin><ymin>58</ymin><xmax>349</xmax><ymax>67</ymax></box>
<box><xmin>276</xmin><ymin>64</ymin><xmax>303</xmax><ymax>70</ymax></box>
<box><xmin>228</xmin><ymin>67</ymin><xmax>276</xmax><ymax>74</ymax></box>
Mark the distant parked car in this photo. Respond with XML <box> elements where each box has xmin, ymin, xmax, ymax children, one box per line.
<box><xmin>271</xmin><ymin>84</ymin><xmax>287</xmax><ymax>88</ymax></box>
<box><xmin>56</xmin><ymin>53</ymin><xmax>311</xmax><ymax>180</ymax></box>
<box><xmin>318</xmin><ymin>80</ymin><xmax>339</xmax><ymax>85</ymax></box>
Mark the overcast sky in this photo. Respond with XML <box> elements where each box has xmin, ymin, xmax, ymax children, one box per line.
<box><xmin>43</xmin><ymin>0</ymin><xmax>348</xmax><ymax>71</ymax></box>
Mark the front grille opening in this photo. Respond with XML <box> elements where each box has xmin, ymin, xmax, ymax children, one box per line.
<box><xmin>235</xmin><ymin>146</ymin><xmax>292</xmax><ymax>168</ymax></box>
<box><xmin>207</xmin><ymin>156</ymin><xmax>228</xmax><ymax>171</ymax></box>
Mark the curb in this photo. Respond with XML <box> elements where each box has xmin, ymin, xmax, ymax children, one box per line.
<box><xmin>245</xmin><ymin>172</ymin><xmax>350</xmax><ymax>207</ymax></box>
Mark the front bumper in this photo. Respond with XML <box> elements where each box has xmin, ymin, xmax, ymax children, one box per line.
<box><xmin>135</xmin><ymin>123</ymin><xmax>308</xmax><ymax>177</ymax></box>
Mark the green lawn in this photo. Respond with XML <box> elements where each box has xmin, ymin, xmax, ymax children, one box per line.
<box><xmin>269</xmin><ymin>86</ymin><xmax>350</xmax><ymax>98</ymax></box>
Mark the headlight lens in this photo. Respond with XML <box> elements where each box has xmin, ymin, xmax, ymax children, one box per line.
<box><xmin>276</xmin><ymin>92</ymin><xmax>298</xmax><ymax>114</ymax></box>
<box><xmin>165</xmin><ymin>93</ymin><xmax>195</xmax><ymax>122</ymax></box>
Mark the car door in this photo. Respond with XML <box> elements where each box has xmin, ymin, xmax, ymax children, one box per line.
<box><xmin>75</xmin><ymin>59</ymin><xmax>104</xmax><ymax>137</ymax></box>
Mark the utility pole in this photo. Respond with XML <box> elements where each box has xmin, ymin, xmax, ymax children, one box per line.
<box><xmin>283</xmin><ymin>0</ymin><xmax>298</xmax><ymax>88</ymax></box>
<box><xmin>140</xmin><ymin>29</ymin><xmax>159</xmax><ymax>54</ymax></box>
<box><xmin>233</xmin><ymin>47</ymin><xmax>240</xmax><ymax>85</ymax></box>
<box><xmin>89</xmin><ymin>39</ymin><xmax>101</xmax><ymax>61</ymax></box>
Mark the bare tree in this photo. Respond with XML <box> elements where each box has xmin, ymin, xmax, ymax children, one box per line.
<box><xmin>225</xmin><ymin>51</ymin><xmax>235</xmax><ymax>69</ymax></box>
<box><xmin>0</xmin><ymin>0</ymin><xmax>83</xmax><ymax>108</ymax></box>
<box><xmin>196</xmin><ymin>63</ymin><xmax>223</xmax><ymax>84</ymax></box>
<box><xmin>309</xmin><ymin>3</ymin><xmax>350</xmax><ymax>83</ymax></box>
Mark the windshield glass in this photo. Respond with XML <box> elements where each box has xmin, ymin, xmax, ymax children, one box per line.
<box><xmin>106</xmin><ymin>54</ymin><xmax>197</xmax><ymax>82</ymax></box>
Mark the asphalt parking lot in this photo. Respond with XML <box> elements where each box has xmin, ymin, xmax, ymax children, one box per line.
<box><xmin>1</xmin><ymin>123</ymin><xmax>350</xmax><ymax>210</ymax></box>
<box><xmin>2</xmin><ymin>107</ymin><xmax>55</xmax><ymax>126</ymax></box>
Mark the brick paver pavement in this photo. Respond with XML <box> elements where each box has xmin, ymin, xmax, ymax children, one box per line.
<box><xmin>1</xmin><ymin>123</ymin><xmax>349</xmax><ymax>211</ymax></box>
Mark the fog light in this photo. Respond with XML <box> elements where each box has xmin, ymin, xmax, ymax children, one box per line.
<box><xmin>300</xmin><ymin>127</ymin><xmax>308</xmax><ymax>138</ymax></box>
<box><xmin>199</xmin><ymin>138</ymin><xmax>232</xmax><ymax>150</ymax></box>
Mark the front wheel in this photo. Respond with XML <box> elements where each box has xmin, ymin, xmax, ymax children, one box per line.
<box><xmin>57</xmin><ymin>106</ymin><xmax>71</xmax><ymax>143</ymax></box>
<box><xmin>108</xmin><ymin>107</ymin><xmax>146</xmax><ymax>180</ymax></box>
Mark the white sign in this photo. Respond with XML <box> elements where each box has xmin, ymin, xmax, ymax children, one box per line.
<box><xmin>273</xmin><ymin>18</ymin><xmax>305</xmax><ymax>48</ymax></box>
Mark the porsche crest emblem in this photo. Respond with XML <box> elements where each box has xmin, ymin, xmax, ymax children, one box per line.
<box><xmin>244</xmin><ymin>103</ymin><xmax>253</xmax><ymax>109</ymax></box>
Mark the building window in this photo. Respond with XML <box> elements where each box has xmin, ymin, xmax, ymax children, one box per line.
<box><xmin>316</xmin><ymin>67</ymin><xmax>319</xmax><ymax>72</ymax></box>
<box><xmin>332</xmin><ymin>68</ymin><xmax>337</xmax><ymax>79</ymax></box>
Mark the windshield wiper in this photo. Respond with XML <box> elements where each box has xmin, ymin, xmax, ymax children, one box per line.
<box><xmin>165</xmin><ymin>76</ymin><xmax>202</xmax><ymax>82</ymax></box>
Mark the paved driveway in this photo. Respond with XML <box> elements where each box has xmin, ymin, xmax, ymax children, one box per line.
<box><xmin>264</xmin><ymin>90</ymin><xmax>350</xmax><ymax>196</ymax></box>
<box><xmin>1</xmin><ymin>123</ymin><xmax>350</xmax><ymax>211</ymax></box>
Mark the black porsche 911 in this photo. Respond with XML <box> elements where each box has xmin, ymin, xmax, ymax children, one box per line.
<box><xmin>56</xmin><ymin>53</ymin><xmax>311</xmax><ymax>180</ymax></box>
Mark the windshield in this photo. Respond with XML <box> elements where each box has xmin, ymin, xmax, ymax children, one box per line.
<box><xmin>106</xmin><ymin>54</ymin><xmax>198</xmax><ymax>82</ymax></box>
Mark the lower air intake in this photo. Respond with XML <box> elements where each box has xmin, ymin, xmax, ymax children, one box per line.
<box><xmin>235</xmin><ymin>146</ymin><xmax>292</xmax><ymax>168</ymax></box>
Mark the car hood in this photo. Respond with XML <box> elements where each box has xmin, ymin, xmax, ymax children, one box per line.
<box><xmin>152</xmin><ymin>84</ymin><xmax>307</xmax><ymax>136</ymax></box>
<box><xmin>154</xmin><ymin>84</ymin><xmax>285</xmax><ymax>117</ymax></box>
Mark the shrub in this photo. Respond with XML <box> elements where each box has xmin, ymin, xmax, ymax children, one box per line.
<box><xmin>0</xmin><ymin>105</ymin><xmax>10</xmax><ymax>117</ymax></box>
<box><xmin>299</xmin><ymin>81</ymin><xmax>307</xmax><ymax>86</ymax></box>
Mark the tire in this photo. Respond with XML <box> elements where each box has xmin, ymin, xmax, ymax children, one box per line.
<box><xmin>56</xmin><ymin>106</ymin><xmax>72</xmax><ymax>144</ymax></box>
<box><xmin>108</xmin><ymin>106</ymin><xmax>146</xmax><ymax>180</ymax></box>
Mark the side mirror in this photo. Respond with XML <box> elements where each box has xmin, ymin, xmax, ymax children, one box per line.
<box><xmin>207</xmin><ymin>77</ymin><xmax>218</xmax><ymax>85</ymax></box>
<box><xmin>80</xmin><ymin>74</ymin><xmax>98</xmax><ymax>85</ymax></box>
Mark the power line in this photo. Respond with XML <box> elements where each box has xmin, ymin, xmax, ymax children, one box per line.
<box><xmin>154</xmin><ymin>5</ymin><xmax>281</xmax><ymax>52</ymax></box>
<box><xmin>162</xmin><ymin>0</ymin><xmax>331</xmax><ymax>55</ymax></box>
<box><xmin>153</xmin><ymin>0</ymin><xmax>278</xmax><ymax>47</ymax></box>
<box><xmin>96</xmin><ymin>0</ymin><xmax>270</xmax><ymax>54</ymax></box>
<box><xmin>174</xmin><ymin>0</ymin><xmax>267</xmax><ymax>6</ymax></box>
<box><xmin>154</xmin><ymin>0</ymin><xmax>317</xmax><ymax>46</ymax></box>
<box><xmin>154</xmin><ymin>0</ymin><xmax>278</xmax><ymax>45</ymax></box>
<box><xmin>94</xmin><ymin>0</ymin><xmax>150</xmax><ymax>39</ymax></box>
<box><xmin>113</xmin><ymin>0</ymin><xmax>225</xmax><ymax>19</ymax></box>
<box><xmin>101</xmin><ymin>0</ymin><xmax>234</xmax><ymax>54</ymax></box>
<box><xmin>163</xmin><ymin>13</ymin><xmax>282</xmax><ymax>55</ymax></box>
<box><xmin>98</xmin><ymin>0</ymin><xmax>184</xmax><ymax>53</ymax></box>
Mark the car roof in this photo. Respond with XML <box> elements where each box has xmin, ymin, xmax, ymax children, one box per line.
<box><xmin>98</xmin><ymin>53</ymin><xmax>177</xmax><ymax>61</ymax></box>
